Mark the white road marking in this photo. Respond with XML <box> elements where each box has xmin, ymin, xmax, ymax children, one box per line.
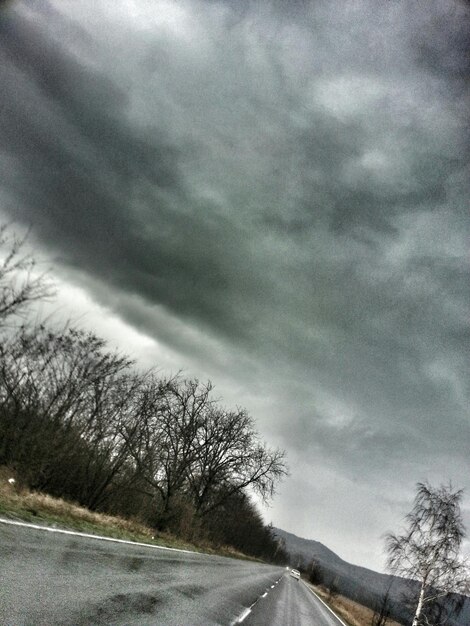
<box><xmin>303</xmin><ymin>582</ymin><xmax>349</xmax><ymax>626</ymax></box>
<box><xmin>233</xmin><ymin>607</ymin><xmax>251</xmax><ymax>623</ymax></box>
<box><xmin>231</xmin><ymin>574</ymin><xmax>284</xmax><ymax>624</ymax></box>
<box><xmin>0</xmin><ymin>517</ymin><xmax>196</xmax><ymax>554</ymax></box>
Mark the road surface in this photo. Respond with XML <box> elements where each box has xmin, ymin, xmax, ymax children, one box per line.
<box><xmin>244</xmin><ymin>574</ymin><xmax>345</xmax><ymax>626</ymax></box>
<box><xmin>0</xmin><ymin>518</ymin><xmax>344</xmax><ymax>625</ymax></box>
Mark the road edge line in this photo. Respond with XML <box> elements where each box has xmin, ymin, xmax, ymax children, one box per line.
<box><xmin>302</xmin><ymin>581</ymin><xmax>349</xmax><ymax>626</ymax></box>
<box><xmin>0</xmin><ymin>516</ymin><xmax>197</xmax><ymax>554</ymax></box>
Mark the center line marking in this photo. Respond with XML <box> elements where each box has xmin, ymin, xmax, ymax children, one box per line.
<box><xmin>237</xmin><ymin>608</ymin><xmax>252</xmax><ymax>623</ymax></box>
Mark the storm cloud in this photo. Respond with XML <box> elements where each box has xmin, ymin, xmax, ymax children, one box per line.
<box><xmin>0</xmin><ymin>0</ymin><xmax>469</xmax><ymax>570</ymax></box>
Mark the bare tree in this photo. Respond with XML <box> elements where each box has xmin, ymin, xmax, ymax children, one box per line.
<box><xmin>327</xmin><ymin>574</ymin><xmax>340</xmax><ymax>600</ymax></box>
<box><xmin>371</xmin><ymin>584</ymin><xmax>393</xmax><ymax>626</ymax></box>
<box><xmin>187</xmin><ymin>404</ymin><xmax>288</xmax><ymax>516</ymax></box>
<box><xmin>308</xmin><ymin>558</ymin><xmax>326</xmax><ymax>587</ymax></box>
<box><xmin>120</xmin><ymin>377</ymin><xmax>288</xmax><ymax>529</ymax></box>
<box><xmin>0</xmin><ymin>224</ymin><xmax>53</xmax><ymax>325</ymax></box>
<box><xmin>385</xmin><ymin>482</ymin><xmax>469</xmax><ymax>626</ymax></box>
<box><xmin>204</xmin><ymin>492</ymin><xmax>286</xmax><ymax>560</ymax></box>
<box><xmin>119</xmin><ymin>376</ymin><xmax>212</xmax><ymax>528</ymax></box>
<box><xmin>0</xmin><ymin>323</ymin><xmax>135</xmax><ymax>505</ymax></box>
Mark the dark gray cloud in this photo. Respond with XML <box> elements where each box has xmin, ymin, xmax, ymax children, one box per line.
<box><xmin>0</xmin><ymin>0</ymin><xmax>469</xmax><ymax>570</ymax></box>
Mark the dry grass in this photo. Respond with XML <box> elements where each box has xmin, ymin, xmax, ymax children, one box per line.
<box><xmin>1</xmin><ymin>473</ymin><xmax>149</xmax><ymax>534</ymax></box>
<box><xmin>309</xmin><ymin>583</ymin><xmax>403</xmax><ymax>626</ymax></box>
<box><xmin>0</xmin><ymin>466</ymin><xmax>250</xmax><ymax>559</ymax></box>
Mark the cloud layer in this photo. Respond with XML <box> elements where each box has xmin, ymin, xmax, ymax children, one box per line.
<box><xmin>1</xmin><ymin>0</ymin><xmax>469</xmax><ymax>569</ymax></box>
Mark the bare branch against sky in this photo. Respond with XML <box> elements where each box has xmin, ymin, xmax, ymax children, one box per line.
<box><xmin>0</xmin><ymin>0</ymin><xmax>468</xmax><ymax>571</ymax></box>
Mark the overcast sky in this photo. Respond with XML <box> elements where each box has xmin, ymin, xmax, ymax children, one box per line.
<box><xmin>0</xmin><ymin>0</ymin><xmax>469</xmax><ymax>572</ymax></box>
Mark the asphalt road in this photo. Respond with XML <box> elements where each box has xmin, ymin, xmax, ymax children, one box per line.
<box><xmin>0</xmin><ymin>518</ymin><xmax>344</xmax><ymax>625</ymax></box>
<box><xmin>245</xmin><ymin>575</ymin><xmax>345</xmax><ymax>626</ymax></box>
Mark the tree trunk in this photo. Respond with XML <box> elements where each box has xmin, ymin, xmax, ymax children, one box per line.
<box><xmin>412</xmin><ymin>582</ymin><xmax>425</xmax><ymax>626</ymax></box>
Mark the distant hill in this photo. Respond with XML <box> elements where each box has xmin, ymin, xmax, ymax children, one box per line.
<box><xmin>274</xmin><ymin>528</ymin><xmax>344</xmax><ymax>568</ymax></box>
<box><xmin>273</xmin><ymin>527</ymin><xmax>470</xmax><ymax>626</ymax></box>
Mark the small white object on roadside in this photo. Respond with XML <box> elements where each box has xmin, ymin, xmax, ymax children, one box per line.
<box><xmin>8</xmin><ymin>478</ymin><xmax>16</xmax><ymax>485</ymax></box>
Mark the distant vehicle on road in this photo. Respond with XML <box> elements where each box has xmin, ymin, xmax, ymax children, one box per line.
<box><xmin>290</xmin><ymin>568</ymin><xmax>300</xmax><ymax>580</ymax></box>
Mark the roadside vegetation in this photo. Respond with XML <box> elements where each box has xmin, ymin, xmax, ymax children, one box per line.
<box><xmin>385</xmin><ymin>482</ymin><xmax>469</xmax><ymax>626</ymax></box>
<box><xmin>307</xmin><ymin>583</ymin><xmax>402</xmax><ymax>626</ymax></box>
<box><xmin>299</xmin><ymin>483</ymin><xmax>470</xmax><ymax>626</ymax></box>
<box><xmin>0</xmin><ymin>224</ymin><xmax>289</xmax><ymax>564</ymax></box>
<box><xmin>0</xmin><ymin>467</ymin><xmax>257</xmax><ymax>557</ymax></box>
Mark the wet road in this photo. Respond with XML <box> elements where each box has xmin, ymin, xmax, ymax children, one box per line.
<box><xmin>245</xmin><ymin>575</ymin><xmax>345</xmax><ymax>626</ymax></box>
<box><xmin>0</xmin><ymin>518</ymin><xmax>343</xmax><ymax>625</ymax></box>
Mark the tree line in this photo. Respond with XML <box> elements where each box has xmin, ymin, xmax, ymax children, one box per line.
<box><xmin>0</xmin><ymin>224</ymin><xmax>289</xmax><ymax>562</ymax></box>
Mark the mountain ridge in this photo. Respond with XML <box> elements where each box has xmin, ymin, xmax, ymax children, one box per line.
<box><xmin>273</xmin><ymin>527</ymin><xmax>470</xmax><ymax>626</ymax></box>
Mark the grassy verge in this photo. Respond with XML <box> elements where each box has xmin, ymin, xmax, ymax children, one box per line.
<box><xmin>307</xmin><ymin>583</ymin><xmax>402</xmax><ymax>626</ymax></box>
<box><xmin>0</xmin><ymin>468</ymin><xmax>250</xmax><ymax>560</ymax></box>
